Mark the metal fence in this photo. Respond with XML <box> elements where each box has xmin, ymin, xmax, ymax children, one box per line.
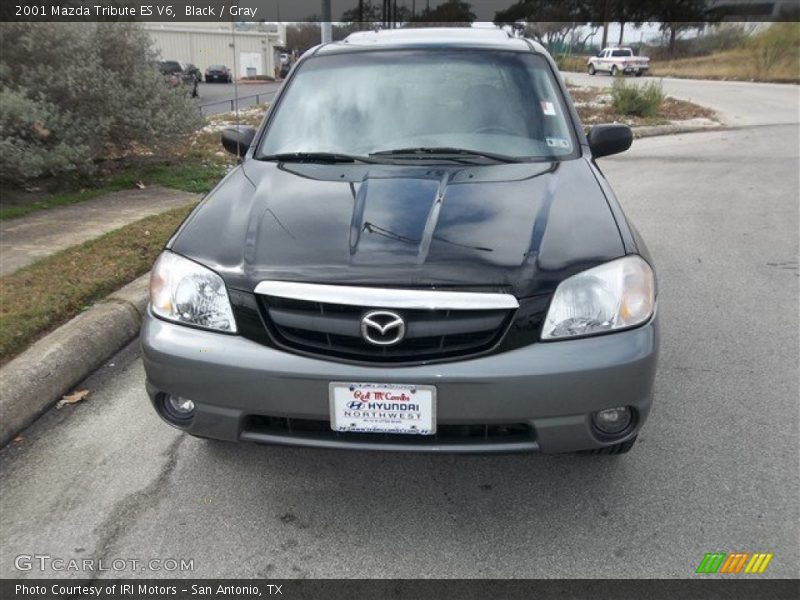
<box><xmin>199</xmin><ymin>92</ymin><xmax>276</xmax><ymax>116</ymax></box>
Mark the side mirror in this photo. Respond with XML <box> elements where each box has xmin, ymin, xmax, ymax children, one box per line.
<box><xmin>587</xmin><ymin>124</ymin><xmax>633</xmax><ymax>159</ymax></box>
<box><xmin>221</xmin><ymin>126</ymin><xmax>256</xmax><ymax>158</ymax></box>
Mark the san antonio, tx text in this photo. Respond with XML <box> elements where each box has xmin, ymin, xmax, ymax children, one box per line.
<box><xmin>15</xmin><ymin>584</ymin><xmax>281</xmax><ymax>596</ymax></box>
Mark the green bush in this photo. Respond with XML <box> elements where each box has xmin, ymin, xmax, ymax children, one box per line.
<box><xmin>611</xmin><ymin>78</ymin><xmax>665</xmax><ymax>118</ymax></box>
<box><xmin>0</xmin><ymin>23</ymin><xmax>203</xmax><ymax>185</ymax></box>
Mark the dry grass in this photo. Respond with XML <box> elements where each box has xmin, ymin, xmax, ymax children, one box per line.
<box><xmin>556</xmin><ymin>54</ymin><xmax>590</xmax><ymax>73</ymax></box>
<box><xmin>0</xmin><ymin>204</ymin><xmax>196</xmax><ymax>364</ymax></box>
<box><xmin>567</xmin><ymin>85</ymin><xmax>716</xmax><ymax>127</ymax></box>
<box><xmin>651</xmin><ymin>47</ymin><xmax>800</xmax><ymax>83</ymax></box>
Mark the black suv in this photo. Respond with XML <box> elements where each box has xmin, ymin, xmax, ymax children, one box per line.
<box><xmin>143</xmin><ymin>29</ymin><xmax>658</xmax><ymax>455</ymax></box>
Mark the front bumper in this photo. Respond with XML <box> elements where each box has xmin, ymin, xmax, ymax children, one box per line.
<box><xmin>141</xmin><ymin>311</ymin><xmax>659</xmax><ymax>454</ymax></box>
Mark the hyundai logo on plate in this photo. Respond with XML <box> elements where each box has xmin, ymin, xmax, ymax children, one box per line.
<box><xmin>360</xmin><ymin>310</ymin><xmax>406</xmax><ymax>346</ymax></box>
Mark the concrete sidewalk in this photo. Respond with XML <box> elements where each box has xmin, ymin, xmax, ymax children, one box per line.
<box><xmin>0</xmin><ymin>186</ymin><xmax>200</xmax><ymax>276</ymax></box>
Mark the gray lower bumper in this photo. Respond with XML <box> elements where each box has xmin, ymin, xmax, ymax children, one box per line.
<box><xmin>141</xmin><ymin>311</ymin><xmax>658</xmax><ymax>453</ymax></box>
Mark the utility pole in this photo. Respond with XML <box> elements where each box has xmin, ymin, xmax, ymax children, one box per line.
<box><xmin>321</xmin><ymin>0</ymin><xmax>332</xmax><ymax>44</ymax></box>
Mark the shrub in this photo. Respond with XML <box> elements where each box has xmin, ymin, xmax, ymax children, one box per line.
<box><xmin>0</xmin><ymin>23</ymin><xmax>203</xmax><ymax>185</ymax></box>
<box><xmin>611</xmin><ymin>78</ymin><xmax>665</xmax><ymax>118</ymax></box>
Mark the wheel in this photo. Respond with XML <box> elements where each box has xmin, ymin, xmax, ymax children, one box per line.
<box><xmin>583</xmin><ymin>435</ymin><xmax>637</xmax><ymax>455</ymax></box>
<box><xmin>611</xmin><ymin>65</ymin><xmax>619</xmax><ymax>77</ymax></box>
<box><xmin>588</xmin><ymin>64</ymin><xmax>596</xmax><ymax>75</ymax></box>
<box><xmin>635</xmin><ymin>71</ymin><xmax>644</xmax><ymax>77</ymax></box>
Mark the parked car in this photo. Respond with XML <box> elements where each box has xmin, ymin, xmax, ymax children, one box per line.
<box><xmin>142</xmin><ymin>28</ymin><xmax>658</xmax><ymax>455</ymax></box>
<box><xmin>205</xmin><ymin>64</ymin><xmax>231</xmax><ymax>83</ymax></box>
<box><xmin>588</xmin><ymin>47</ymin><xmax>650</xmax><ymax>77</ymax></box>
<box><xmin>278</xmin><ymin>52</ymin><xmax>291</xmax><ymax>78</ymax></box>
<box><xmin>158</xmin><ymin>60</ymin><xmax>199</xmax><ymax>97</ymax></box>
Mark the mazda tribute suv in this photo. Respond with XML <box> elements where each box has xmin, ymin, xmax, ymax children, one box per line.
<box><xmin>142</xmin><ymin>28</ymin><xmax>658</xmax><ymax>454</ymax></box>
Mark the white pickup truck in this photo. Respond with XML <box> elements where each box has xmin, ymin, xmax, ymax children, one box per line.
<box><xmin>587</xmin><ymin>47</ymin><xmax>650</xmax><ymax>77</ymax></box>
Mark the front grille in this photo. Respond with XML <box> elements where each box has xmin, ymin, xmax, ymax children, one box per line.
<box><xmin>243</xmin><ymin>415</ymin><xmax>535</xmax><ymax>446</ymax></box>
<box><xmin>257</xmin><ymin>295</ymin><xmax>514</xmax><ymax>364</ymax></box>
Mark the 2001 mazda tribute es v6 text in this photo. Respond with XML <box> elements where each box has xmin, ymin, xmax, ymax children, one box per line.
<box><xmin>141</xmin><ymin>28</ymin><xmax>659</xmax><ymax>454</ymax></box>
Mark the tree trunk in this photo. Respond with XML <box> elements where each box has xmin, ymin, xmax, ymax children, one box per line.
<box><xmin>619</xmin><ymin>22</ymin><xmax>625</xmax><ymax>45</ymax></box>
<box><xmin>601</xmin><ymin>22</ymin><xmax>609</xmax><ymax>49</ymax></box>
<box><xmin>669</xmin><ymin>25</ymin><xmax>677</xmax><ymax>57</ymax></box>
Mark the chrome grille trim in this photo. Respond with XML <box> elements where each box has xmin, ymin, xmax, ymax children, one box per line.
<box><xmin>253</xmin><ymin>281</ymin><xmax>519</xmax><ymax>310</ymax></box>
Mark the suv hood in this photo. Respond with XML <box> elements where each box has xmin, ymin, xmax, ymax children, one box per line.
<box><xmin>170</xmin><ymin>158</ymin><xmax>624</xmax><ymax>298</ymax></box>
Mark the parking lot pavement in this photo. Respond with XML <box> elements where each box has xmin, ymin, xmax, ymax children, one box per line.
<box><xmin>196</xmin><ymin>81</ymin><xmax>280</xmax><ymax>116</ymax></box>
<box><xmin>0</xmin><ymin>83</ymin><xmax>798</xmax><ymax>579</ymax></box>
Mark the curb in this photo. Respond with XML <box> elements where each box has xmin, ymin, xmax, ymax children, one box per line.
<box><xmin>631</xmin><ymin>121</ymin><xmax>724</xmax><ymax>138</ymax></box>
<box><xmin>0</xmin><ymin>274</ymin><xmax>150</xmax><ymax>447</ymax></box>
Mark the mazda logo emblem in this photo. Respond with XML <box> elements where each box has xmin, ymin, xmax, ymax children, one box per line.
<box><xmin>360</xmin><ymin>310</ymin><xmax>406</xmax><ymax>346</ymax></box>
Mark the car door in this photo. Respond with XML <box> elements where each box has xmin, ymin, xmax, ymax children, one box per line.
<box><xmin>600</xmin><ymin>50</ymin><xmax>611</xmax><ymax>72</ymax></box>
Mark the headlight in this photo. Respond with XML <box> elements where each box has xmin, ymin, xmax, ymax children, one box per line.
<box><xmin>149</xmin><ymin>251</ymin><xmax>237</xmax><ymax>333</ymax></box>
<box><xmin>542</xmin><ymin>255</ymin><xmax>654</xmax><ymax>340</ymax></box>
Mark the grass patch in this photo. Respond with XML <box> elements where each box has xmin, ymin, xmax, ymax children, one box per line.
<box><xmin>611</xmin><ymin>78</ymin><xmax>665</xmax><ymax>118</ymax></box>
<box><xmin>0</xmin><ymin>160</ymin><xmax>226</xmax><ymax>220</ymax></box>
<box><xmin>0</xmin><ymin>203</ymin><xmax>196</xmax><ymax>365</ymax></box>
<box><xmin>651</xmin><ymin>47</ymin><xmax>800</xmax><ymax>83</ymax></box>
<box><xmin>555</xmin><ymin>54</ymin><xmax>589</xmax><ymax>73</ymax></box>
<box><xmin>651</xmin><ymin>24</ymin><xmax>799</xmax><ymax>83</ymax></box>
<box><xmin>0</xmin><ymin>188</ymin><xmax>115</xmax><ymax>221</ymax></box>
<box><xmin>568</xmin><ymin>83</ymin><xmax>715</xmax><ymax>127</ymax></box>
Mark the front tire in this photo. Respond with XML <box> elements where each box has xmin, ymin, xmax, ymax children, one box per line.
<box><xmin>611</xmin><ymin>65</ymin><xmax>619</xmax><ymax>77</ymax></box>
<box><xmin>635</xmin><ymin>71</ymin><xmax>644</xmax><ymax>77</ymax></box>
<box><xmin>588</xmin><ymin>64</ymin><xmax>596</xmax><ymax>75</ymax></box>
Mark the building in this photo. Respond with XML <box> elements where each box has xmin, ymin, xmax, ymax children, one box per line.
<box><xmin>143</xmin><ymin>22</ymin><xmax>285</xmax><ymax>78</ymax></box>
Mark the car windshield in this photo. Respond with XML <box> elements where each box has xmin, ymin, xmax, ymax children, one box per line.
<box><xmin>209</xmin><ymin>65</ymin><xmax>225</xmax><ymax>70</ymax></box>
<box><xmin>257</xmin><ymin>49</ymin><xmax>577</xmax><ymax>161</ymax></box>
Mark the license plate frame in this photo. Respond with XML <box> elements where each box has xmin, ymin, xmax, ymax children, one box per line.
<box><xmin>329</xmin><ymin>382</ymin><xmax>436</xmax><ymax>435</ymax></box>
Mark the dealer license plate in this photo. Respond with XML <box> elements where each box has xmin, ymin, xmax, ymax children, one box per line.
<box><xmin>329</xmin><ymin>382</ymin><xmax>436</xmax><ymax>435</ymax></box>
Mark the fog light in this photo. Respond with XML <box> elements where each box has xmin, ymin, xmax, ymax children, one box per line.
<box><xmin>161</xmin><ymin>393</ymin><xmax>195</xmax><ymax>424</ymax></box>
<box><xmin>592</xmin><ymin>407</ymin><xmax>632</xmax><ymax>435</ymax></box>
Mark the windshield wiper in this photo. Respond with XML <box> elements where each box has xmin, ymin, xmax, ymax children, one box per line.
<box><xmin>259</xmin><ymin>152</ymin><xmax>376</xmax><ymax>164</ymax></box>
<box><xmin>369</xmin><ymin>147</ymin><xmax>521</xmax><ymax>163</ymax></box>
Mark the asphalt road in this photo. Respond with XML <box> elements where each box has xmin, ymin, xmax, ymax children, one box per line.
<box><xmin>196</xmin><ymin>81</ymin><xmax>281</xmax><ymax>116</ymax></box>
<box><xmin>1</xmin><ymin>79</ymin><xmax>798</xmax><ymax>579</ymax></box>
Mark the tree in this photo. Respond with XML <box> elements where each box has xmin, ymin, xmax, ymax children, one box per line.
<box><xmin>408</xmin><ymin>0</ymin><xmax>476</xmax><ymax>26</ymax></box>
<box><xmin>639</xmin><ymin>0</ymin><xmax>709</xmax><ymax>56</ymax></box>
<box><xmin>0</xmin><ymin>23</ymin><xmax>202</xmax><ymax>185</ymax></box>
<box><xmin>286</xmin><ymin>23</ymin><xmax>322</xmax><ymax>53</ymax></box>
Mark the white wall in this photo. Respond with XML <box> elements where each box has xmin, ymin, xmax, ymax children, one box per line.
<box><xmin>144</xmin><ymin>25</ymin><xmax>279</xmax><ymax>77</ymax></box>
